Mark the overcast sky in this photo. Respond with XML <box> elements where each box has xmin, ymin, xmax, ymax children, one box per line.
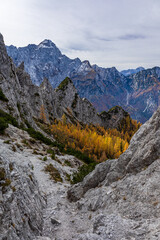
<box><xmin>0</xmin><ymin>0</ymin><xmax>160</xmax><ymax>70</ymax></box>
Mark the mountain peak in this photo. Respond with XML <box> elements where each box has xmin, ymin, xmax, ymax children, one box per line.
<box><xmin>136</xmin><ymin>66</ymin><xmax>144</xmax><ymax>71</ymax></box>
<box><xmin>40</xmin><ymin>77</ymin><xmax>53</xmax><ymax>91</ymax></box>
<box><xmin>38</xmin><ymin>39</ymin><xmax>56</xmax><ymax>49</ymax></box>
<box><xmin>77</xmin><ymin>60</ymin><xmax>92</xmax><ymax>73</ymax></box>
<box><xmin>0</xmin><ymin>33</ymin><xmax>10</xmax><ymax>75</ymax></box>
<box><xmin>110</xmin><ymin>66</ymin><xmax>119</xmax><ymax>72</ymax></box>
<box><xmin>18</xmin><ymin>61</ymin><xmax>25</xmax><ymax>71</ymax></box>
<box><xmin>0</xmin><ymin>32</ymin><xmax>4</xmax><ymax>42</ymax></box>
<box><xmin>56</xmin><ymin>77</ymin><xmax>75</xmax><ymax>92</ymax></box>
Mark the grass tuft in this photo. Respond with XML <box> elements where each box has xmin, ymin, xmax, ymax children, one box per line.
<box><xmin>44</xmin><ymin>163</ymin><xmax>63</xmax><ymax>182</ymax></box>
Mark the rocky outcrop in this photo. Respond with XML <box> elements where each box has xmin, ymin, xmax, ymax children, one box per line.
<box><xmin>0</xmin><ymin>33</ymin><xmax>44</xmax><ymax>129</ymax></box>
<box><xmin>67</xmin><ymin>161</ymin><xmax>113</xmax><ymax>202</ymax></box>
<box><xmin>66</xmin><ymin>106</ymin><xmax>160</xmax><ymax>239</ymax></box>
<box><xmin>0</xmin><ymin>138</ymin><xmax>45</xmax><ymax>240</ymax></box>
<box><xmin>98</xmin><ymin>105</ymin><xmax>132</xmax><ymax>130</ymax></box>
<box><xmin>52</xmin><ymin>77</ymin><xmax>100</xmax><ymax>125</ymax></box>
<box><xmin>68</xmin><ymin>105</ymin><xmax>160</xmax><ymax>201</ymax></box>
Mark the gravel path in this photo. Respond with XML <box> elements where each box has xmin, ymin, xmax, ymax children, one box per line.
<box><xmin>29</xmin><ymin>154</ymin><xmax>90</xmax><ymax>240</ymax></box>
<box><xmin>0</xmin><ymin>125</ymin><xmax>91</xmax><ymax>240</ymax></box>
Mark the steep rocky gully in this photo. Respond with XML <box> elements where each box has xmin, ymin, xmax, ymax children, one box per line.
<box><xmin>0</xmin><ymin>105</ymin><xmax>160</xmax><ymax>240</ymax></box>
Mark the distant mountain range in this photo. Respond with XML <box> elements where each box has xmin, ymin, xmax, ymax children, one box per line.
<box><xmin>121</xmin><ymin>67</ymin><xmax>145</xmax><ymax>76</ymax></box>
<box><xmin>0</xmin><ymin>33</ymin><xmax>132</xmax><ymax>132</ymax></box>
<box><xmin>7</xmin><ymin>40</ymin><xmax>160</xmax><ymax>123</ymax></box>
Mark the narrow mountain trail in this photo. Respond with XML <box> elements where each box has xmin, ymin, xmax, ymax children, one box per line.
<box><xmin>29</xmin><ymin>154</ymin><xmax>91</xmax><ymax>240</ymax></box>
<box><xmin>0</xmin><ymin>125</ymin><xmax>91</xmax><ymax>239</ymax></box>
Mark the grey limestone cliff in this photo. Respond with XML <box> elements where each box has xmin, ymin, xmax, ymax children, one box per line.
<box><xmin>0</xmin><ymin>137</ymin><xmax>45</xmax><ymax>240</ymax></box>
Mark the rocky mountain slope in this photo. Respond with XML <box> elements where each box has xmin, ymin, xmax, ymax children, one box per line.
<box><xmin>0</xmin><ymin>33</ymin><xmax>133</xmax><ymax>130</ymax></box>
<box><xmin>6</xmin><ymin>40</ymin><xmax>82</xmax><ymax>87</ymax></box>
<box><xmin>0</xmin><ymin>127</ymin><xmax>45</xmax><ymax>240</ymax></box>
<box><xmin>7</xmin><ymin>40</ymin><xmax>160</xmax><ymax>123</ymax></box>
<box><xmin>0</xmin><ymin>124</ymin><xmax>83</xmax><ymax>240</ymax></box>
<box><xmin>126</xmin><ymin>67</ymin><xmax>160</xmax><ymax>122</ymax></box>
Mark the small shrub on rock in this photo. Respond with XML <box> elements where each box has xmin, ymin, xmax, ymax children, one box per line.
<box><xmin>0</xmin><ymin>117</ymin><xmax>8</xmax><ymax>134</ymax></box>
<box><xmin>0</xmin><ymin>88</ymin><xmax>8</xmax><ymax>102</ymax></box>
<box><xmin>71</xmin><ymin>163</ymin><xmax>97</xmax><ymax>184</ymax></box>
<box><xmin>44</xmin><ymin>163</ymin><xmax>63</xmax><ymax>182</ymax></box>
<box><xmin>43</xmin><ymin>156</ymin><xmax>47</xmax><ymax>161</ymax></box>
<box><xmin>0</xmin><ymin>109</ymin><xmax>18</xmax><ymax>127</ymax></box>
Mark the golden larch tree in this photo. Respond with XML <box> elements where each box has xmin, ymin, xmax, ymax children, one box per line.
<box><xmin>40</xmin><ymin>104</ymin><xmax>47</xmax><ymax>123</ymax></box>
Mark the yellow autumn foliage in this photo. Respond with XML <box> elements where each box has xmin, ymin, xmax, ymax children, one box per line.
<box><xmin>50</xmin><ymin>119</ymin><xmax>141</xmax><ymax>162</ymax></box>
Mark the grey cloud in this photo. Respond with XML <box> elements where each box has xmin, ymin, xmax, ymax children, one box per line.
<box><xmin>119</xmin><ymin>34</ymin><xmax>146</xmax><ymax>41</ymax></box>
<box><xmin>1</xmin><ymin>0</ymin><xmax>160</xmax><ymax>71</ymax></box>
<box><xmin>67</xmin><ymin>42</ymin><xmax>91</xmax><ymax>51</ymax></box>
<box><xmin>92</xmin><ymin>37</ymin><xmax>112</xmax><ymax>42</ymax></box>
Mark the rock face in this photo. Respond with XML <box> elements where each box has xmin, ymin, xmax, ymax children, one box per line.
<box><xmin>0</xmin><ymin>33</ymin><xmax>44</xmax><ymax>129</ymax></box>
<box><xmin>67</xmin><ymin>106</ymin><xmax>160</xmax><ymax>239</ymax></box>
<box><xmin>71</xmin><ymin>64</ymin><xmax>128</xmax><ymax>113</ymax></box>
<box><xmin>68</xmin><ymin>106</ymin><xmax>160</xmax><ymax>201</ymax></box>
<box><xmin>6</xmin><ymin>40</ymin><xmax>82</xmax><ymax>87</ymax></box>
<box><xmin>98</xmin><ymin>105</ymin><xmax>131</xmax><ymax>130</ymax></box>
<box><xmin>52</xmin><ymin>77</ymin><xmax>100</xmax><ymax>125</ymax></box>
<box><xmin>7</xmin><ymin>40</ymin><xmax>160</xmax><ymax>123</ymax></box>
<box><xmin>126</xmin><ymin>67</ymin><xmax>160</xmax><ymax>122</ymax></box>
<box><xmin>0</xmin><ymin>138</ymin><xmax>45</xmax><ymax>240</ymax></box>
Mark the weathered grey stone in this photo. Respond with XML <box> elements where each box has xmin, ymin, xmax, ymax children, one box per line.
<box><xmin>73</xmin><ymin>233</ymin><xmax>104</xmax><ymax>240</ymax></box>
<box><xmin>67</xmin><ymin>160</ymin><xmax>113</xmax><ymax>202</ymax></box>
<box><xmin>51</xmin><ymin>218</ymin><xmax>61</xmax><ymax>226</ymax></box>
<box><xmin>92</xmin><ymin>214</ymin><xmax>148</xmax><ymax>240</ymax></box>
<box><xmin>0</xmin><ymin>139</ymin><xmax>46</xmax><ymax>240</ymax></box>
<box><xmin>34</xmin><ymin>237</ymin><xmax>51</xmax><ymax>240</ymax></box>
